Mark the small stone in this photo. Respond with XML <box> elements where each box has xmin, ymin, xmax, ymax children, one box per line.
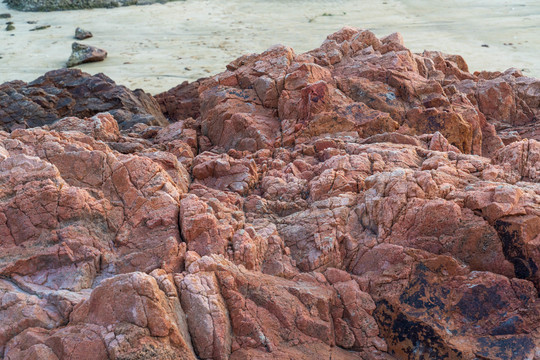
<box><xmin>30</xmin><ymin>25</ymin><xmax>51</xmax><ymax>31</ymax></box>
<box><xmin>0</xmin><ymin>13</ymin><xmax>11</xmax><ymax>19</ymax></box>
<box><xmin>5</xmin><ymin>24</ymin><xmax>14</xmax><ymax>31</ymax></box>
<box><xmin>66</xmin><ymin>42</ymin><xmax>107</xmax><ymax>67</ymax></box>
<box><xmin>75</xmin><ymin>27</ymin><xmax>93</xmax><ymax>40</ymax></box>
<box><xmin>481</xmin><ymin>44</ymin><xmax>489</xmax><ymax>48</ymax></box>
<box><xmin>27</xmin><ymin>20</ymin><xmax>38</xmax><ymax>24</ymax></box>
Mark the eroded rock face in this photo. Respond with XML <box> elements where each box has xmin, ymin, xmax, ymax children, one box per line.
<box><xmin>0</xmin><ymin>68</ymin><xmax>167</xmax><ymax>131</ymax></box>
<box><xmin>1</xmin><ymin>28</ymin><xmax>540</xmax><ymax>360</ymax></box>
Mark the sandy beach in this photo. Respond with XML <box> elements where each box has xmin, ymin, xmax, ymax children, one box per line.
<box><xmin>0</xmin><ymin>0</ymin><xmax>539</xmax><ymax>94</ymax></box>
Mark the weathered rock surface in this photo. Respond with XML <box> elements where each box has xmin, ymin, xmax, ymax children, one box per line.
<box><xmin>66</xmin><ymin>42</ymin><xmax>107</xmax><ymax>68</ymax></box>
<box><xmin>0</xmin><ymin>68</ymin><xmax>167</xmax><ymax>131</ymax></box>
<box><xmin>74</xmin><ymin>27</ymin><xmax>93</xmax><ymax>40</ymax></box>
<box><xmin>5</xmin><ymin>0</ymin><xmax>176</xmax><ymax>12</ymax></box>
<box><xmin>1</xmin><ymin>28</ymin><xmax>540</xmax><ymax>360</ymax></box>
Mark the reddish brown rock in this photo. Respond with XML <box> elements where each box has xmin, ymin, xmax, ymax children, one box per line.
<box><xmin>405</xmin><ymin>107</ymin><xmax>472</xmax><ymax>153</ymax></box>
<box><xmin>371</xmin><ymin>254</ymin><xmax>540</xmax><ymax>359</ymax></box>
<box><xmin>0</xmin><ymin>116</ymin><xmax>188</xmax><ymax>294</ymax></box>
<box><xmin>191</xmin><ymin>152</ymin><xmax>258</xmax><ymax>195</ymax></box>
<box><xmin>155</xmin><ymin>78</ymin><xmax>206</xmax><ymax>122</ymax></box>
<box><xmin>183</xmin><ymin>255</ymin><xmax>387</xmax><ymax>359</ymax></box>
<box><xmin>47</xmin><ymin>113</ymin><xmax>121</xmax><ymax>142</ymax></box>
<box><xmin>494</xmin><ymin>139</ymin><xmax>540</xmax><ymax>183</ymax></box>
<box><xmin>4</xmin><ymin>272</ymin><xmax>197</xmax><ymax>360</ymax></box>
<box><xmin>176</xmin><ymin>272</ymin><xmax>232</xmax><ymax>360</ymax></box>
<box><xmin>1</xmin><ymin>27</ymin><xmax>540</xmax><ymax>360</ymax></box>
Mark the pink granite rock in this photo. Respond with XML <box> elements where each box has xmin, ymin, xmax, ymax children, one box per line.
<box><xmin>1</xmin><ymin>27</ymin><xmax>540</xmax><ymax>360</ymax></box>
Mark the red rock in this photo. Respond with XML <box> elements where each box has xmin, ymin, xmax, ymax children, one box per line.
<box><xmin>199</xmin><ymin>87</ymin><xmax>280</xmax><ymax>152</ymax></box>
<box><xmin>47</xmin><ymin>113</ymin><xmax>120</xmax><ymax>142</ymax></box>
<box><xmin>494</xmin><ymin>139</ymin><xmax>540</xmax><ymax>182</ymax></box>
<box><xmin>405</xmin><ymin>107</ymin><xmax>473</xmax><ymax>153</ymax></box>
<box><xmin>5</xmin><ymin>272</ymin><xmax>197</xmax><ymax>360</ymax></box>
<box><xmin>155</xmin><ymin>78</ymin><xmax>206</xmax><ymax>122</ymax></box>
<box><xmin>176</xmin><ymin>272</ymin><xmax>232</xmax><ymax>359</ymax></box>
<box><xmin>428</xmin><ymin>131</ymin><xmax>461</xmax><ymax>153</ymax></box>
<box><xmin>1</xmin><ymin>27</ymin><xmax>539</xmax><ymax>360</ymax></box>
<box><xmin>476</xmin><ymin>76</ymin><xmax>535</xmax><ymax>126</ymax></box>
<box><xmin>191</xmin><ymin>152</ymin><xmax>258</xmax><ymax>195</ymax></box>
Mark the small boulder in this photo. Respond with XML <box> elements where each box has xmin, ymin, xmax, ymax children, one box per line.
<box><xmin>74</xmin><ymin>27</ymin><xmax>92</xmax><ymax>40</ymax></box>
<box><xmin>0</xmin><ymin>13</ymin><xmax>11</xmax><ymax>18</ymax></box>
<box><xmin>66</xmin><ymin>42</ymin><xmax>106</xmax><ymax>68</ymax></box>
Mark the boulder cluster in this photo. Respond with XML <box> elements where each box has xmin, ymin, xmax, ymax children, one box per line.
<box><xmin>0</xmin><ymin>27</ymin><xmax>539</xmax><ymax>359</ymax></box>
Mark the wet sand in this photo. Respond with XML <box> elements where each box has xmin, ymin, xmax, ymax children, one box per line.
<box><xmin>0</xmin><ymin>0</ymin><xmax>538</xmax><ymax>94</ymax></box>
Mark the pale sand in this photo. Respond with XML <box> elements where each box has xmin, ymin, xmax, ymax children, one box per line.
<box><xmin>0</xmin><ymin>0</ymin><xmax>538</xmax><ymax>94</ymax></box>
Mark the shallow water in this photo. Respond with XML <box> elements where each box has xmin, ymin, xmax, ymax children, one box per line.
<box><xmin>0</xmin><ymin>0</ymin><xmax>538</xmax><ymax>94</ymax></box>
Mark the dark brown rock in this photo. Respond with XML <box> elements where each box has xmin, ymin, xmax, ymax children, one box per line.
<box><xmin>0</xmin><ymin>68</ymin><xmax>167</xmax><ymax>131</ymax></box>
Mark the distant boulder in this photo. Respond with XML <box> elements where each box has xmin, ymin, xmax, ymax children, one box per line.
<box><xmin>66</xmin><ymin>42</ymin><xmax>107</xmax><ymax>67</ymax></box>
<box><xmin>75</xmin><ymin>27</ymin><xmax>93</xmax><ymax>40</ymax></box>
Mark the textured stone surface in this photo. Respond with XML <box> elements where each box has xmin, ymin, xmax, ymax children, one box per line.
<box><xmin>1</xmin><ymin>28</ymin><xmax>539</xmax><ymax>360</ymax></box>
<box><xmin>74</xmin><ymin>27</ymin><xmax>93</xmax><ymax>40</ymax></box>
<box><xmin>0</xmin><ymin>68</ymin><xmax>167</xmax><ymax>131</ymax></box>
<box><xmin>66</xmin><ymin>42</ymin><xmax>107</xmax><ymax>68</ymax></box>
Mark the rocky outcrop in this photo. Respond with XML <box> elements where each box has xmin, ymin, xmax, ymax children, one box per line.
<box><xmin>0</xmin><ymin>68</ymin><xmax>167</xmax><ymax>131</ymax></box>
<box><xmin>1</xmin><ymin>28</ymin><xmax>540</xmax><ymax>360</ymax></box>
<box><xmin>5</xmin><ymin>0</ymin><xmax>176</xmax><ymax>11</ymax></box>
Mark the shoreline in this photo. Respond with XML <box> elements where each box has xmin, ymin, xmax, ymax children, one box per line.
<box><xmin>0</xmin><ymin>0</ymin><xmax>539</xmax><ymax>94</ymax></box>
